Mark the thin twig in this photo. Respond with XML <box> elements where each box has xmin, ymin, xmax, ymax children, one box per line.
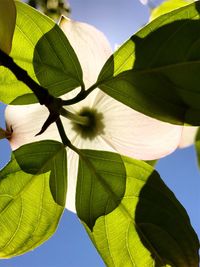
<box><xmin>61</xmin><ymin>83</ymin><xmax>97</xmax><ymax>106</ymax></box>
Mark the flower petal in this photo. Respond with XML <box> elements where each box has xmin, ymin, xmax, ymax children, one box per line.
<box><xmin>59</xmin><ymin>16</ymin><xmax>112</xmax><ymax>89</ymax></box>
<box><xmin>93</xmin><ymin>91</ymin><xmax>183</xmax><ymax>160</ymax></box>
<box><xmin>66</xmin><ymin>148</ymin><xmax>79</xmax><ymax>212</ymax></box>
<box><xmin>179</xmin><ymin>126</ymin><xmax>198</xmax><ymax>148</ymax></box>
<box><xmin>139</xmin><ymin>0</ymin><xmax>149</xmax><ymax>5</ymax></box>
<box><xmin>5</xmin><ymin>104</ymin><xmax>75</xmax><ymax>150</ymax></box>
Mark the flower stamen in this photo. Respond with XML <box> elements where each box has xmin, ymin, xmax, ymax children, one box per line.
<box><xmin>72</xmin><ymin>107</ymin><xmax>105</xmax><ymax>140</ymax></box>
<box><xmin>61</xmin><ymin>108</ymin><xmax>90</xmax><ymax>126</ymax></box>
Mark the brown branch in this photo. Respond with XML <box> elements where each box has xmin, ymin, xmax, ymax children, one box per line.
<box><xmin>0</xmin><ymin>49</ymin><xmax>62</xmax><ymax>134</ymax></box>
<box><xmin>0</xmin><ymin>49</ymin><xmax>53</xmax><ymax>105</ymax></box>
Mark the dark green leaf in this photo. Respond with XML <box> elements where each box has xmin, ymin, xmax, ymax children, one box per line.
<box><xmin>77</xmin><ymin>150</ymin><xmax>199</xmax><ymax>266</ymax></box>
<box><xmin>0</xmin><ymin>0</ymin><xmax>16</xmax><ymax>55</ymax></box>
<box><xmin>97</xmin><ymin>1</ymin><xmax>200</xmax><ymax>125</ymax></box>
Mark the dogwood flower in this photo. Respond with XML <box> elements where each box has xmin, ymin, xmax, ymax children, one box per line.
<box><xmin>4</xmin><ymin>17</ymin><xmax>183</xmax><ymax>212</ymax></box>
<box><xmin>139</xmin><ymin>0</ymin><xmax>149</xmax><ymax>5</ymax></box>
<box><xmin>179</xmin><ymin>126</ymin><xmax>198</xmax><ymax>148</ymax></box>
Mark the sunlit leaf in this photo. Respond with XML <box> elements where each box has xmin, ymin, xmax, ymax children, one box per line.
<box><xmin>0</xmin><ymin>1</ymin><xmax>83</xmax><ymax>105</ymax></box>
<box><xmin>145</xmin><ymin>159</ymin><xmax>157</xmax><ymax>166</ymax></box>
<box><xmin>0</xmin><ymin>140</ymin><xmax>67</xmax><ymax>257</ymax></box>
<box><xmin>76</xmin><ymin>150</ymin><xmax>199</xmax><ymax>266</ymax></box>
<box><xmin>0</xmin><ymin>0</ymin><xmax>16</xmax><ymax>55</ymax></box>
<box><xmin>150</xmin><ymin>0</ymin><xmax>194</xmax><ymax>21</ymax></box>
<box><xmin>97</xmin><ymin>1</ymin><xmax>200</xmax><ymax>125</ymax></box>
<box><xmin>76</xmin><ymin>150</ymin><xmax>126</xmax><ymax>230</ymax></box>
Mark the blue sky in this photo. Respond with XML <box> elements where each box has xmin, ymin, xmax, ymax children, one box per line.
<box><xmin>0</xmin><ymin>0</ymin><xmax>199</xmax><ymax>266</ymax></box>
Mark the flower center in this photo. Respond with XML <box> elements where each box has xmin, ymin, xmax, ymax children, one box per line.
<box><xmin>72</xmin><ymin>107</ymin><xmax>105</xmax><ymax>140</ymax></box>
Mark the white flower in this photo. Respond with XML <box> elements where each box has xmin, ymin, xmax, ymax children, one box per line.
<box><xmin>139</xmin><ymin>0</ymin><xmax>149</xmax><ymax>5</ymax></box>
<box><xmin>5</xmin><ymin>17</ymin><xmax>183</xmax><ymax>212</ymax></box>
<box><xmin>179</xmin><ymin>126</ymin><xmax>198</xmax><ymax>148</ymax></box>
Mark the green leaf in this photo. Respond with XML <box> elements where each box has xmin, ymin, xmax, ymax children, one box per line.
<box><xmin>145</xmin><ymin>159</ymin><xmax>157</xmax><ymax>167</ymax></box>
<box><xmin>0</xmin><ymin>140</ymin><xmax>67</xmax><ymax>258</ymax></box>
<box><xmin>97</xmin><ymin>1</ymin><xmax>200</xmax><ymax>125</ymax></box>
<box><xmin>0</xmin><ymin>1</ymin><xmax>83</xmax><ymax>105</ymax></box>
<box><xmin>13</xmin><ymin>140</ymin><xmax>67</xmax><ymax>206</ymax></box>
<box><xmin>77</xmin><ymin>150</ymin><xmax>199</xmax><ymax>266</ymax></box>
<box><xmin>76</xmin><ymin>150</ymin><xmax>126</xmax><ymax>230</ymax></box>
<box><xmin>150</xmin><ymin>0</ymin><xmax>194</xmax><ymax>21</ymax></box>
<box><xmin>0</xmin><ymin>0</ymin><xmax>16</xmax><ymax>55</ymax></box>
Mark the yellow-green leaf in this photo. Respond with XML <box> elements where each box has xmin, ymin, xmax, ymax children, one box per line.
<box><xmin>0</xmin><ymin>140</ymin><xmax>67</xmax><ymax>257</ymax></box>
<box><xmin>0</xmin><ymin>1</ymin><xmax>83</xmax><ymax>104</ymax></box>
<box><xmin>150</xmin><ymin>0</ymin><xmax>194</xmax><ymax>21</ymax></box>
<box><xmin>0</xmin><ymin>0</ymin><xmax>16</xmax><ymax>54</ymax></box>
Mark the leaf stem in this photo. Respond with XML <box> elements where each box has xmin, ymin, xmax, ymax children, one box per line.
<box><xmin>56</xmin><ymin>118</ymin><xmax>80</xmax><ymax>154</ymax></box>
<box><xmin>55</xmin><ymin>118</ymin><xmax>71</xmax><ymax>146</ymax></box>
<box><xmin>61</xmin><ymin>83</ymin><xmax>98</xmax><ymax>106</ymax></box>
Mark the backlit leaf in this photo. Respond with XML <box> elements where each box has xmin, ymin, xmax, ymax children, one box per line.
<box><xmin>76</xmin><ymin>150</ymin><xmax>199</xmax><ymax>266</ymax></box>
<box><xmin>0</xmin><ymin>140</ymin><xmax>67</xmax><ymax>257</ymax></box>
<box><xmin>0</xmin><ymin>0</ymin><xmax>16</xmax><ymax>55</ymax></box>
<box><xmin>97</xmin><ymin>1</ymin><xmax>200</xmax><ymax>125</ymax></box>
<box><xmin>0</xmin><ymin>1</ymin><xmax>83</xmax><ymax>104</ymax></box>
<box><xmin>150</xmin><ymin>0</ymin><xmax>194</xmax><ymax>21</ymax></box>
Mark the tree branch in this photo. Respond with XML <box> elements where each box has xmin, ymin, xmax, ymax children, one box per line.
<box><xmin>0</xmin><ymin>49</ymin><xmax>97</xmax><ymax>145</ymax></box>
<box><xmin>0</xmin><ymin>49</ymin><xmax>63</xmax><ymax>135</ymax></box>
<box><xmin>0</xmin><ymin>49</ymin><xmax>53</xmax><ymax>106</ymax></box>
